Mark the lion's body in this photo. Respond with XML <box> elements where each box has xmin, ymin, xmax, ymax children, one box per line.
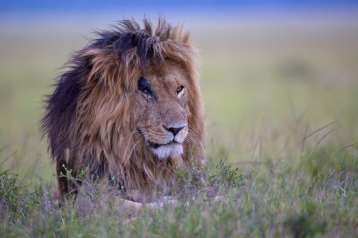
<box><xmin>42</xmin><ymin>19</ymin><xmax>204</xmax><ymax>200</ymax></box>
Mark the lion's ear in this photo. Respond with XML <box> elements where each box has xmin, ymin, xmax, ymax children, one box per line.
<box><xmin>170</xmin><ymin>25</ymin><xmax>192</xmax><ymax>46</ymax></box>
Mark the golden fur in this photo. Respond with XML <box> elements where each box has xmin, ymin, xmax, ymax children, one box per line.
<box><xmin>42</xmin><ymin>19</ymin><xmax>204</xmax><ymax>200</ymax></box>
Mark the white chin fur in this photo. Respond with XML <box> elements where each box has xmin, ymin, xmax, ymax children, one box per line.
<box><xmin>152</xmin><ymin>144</ymin><xmax>183</xmax><ymax>160</ymax></box>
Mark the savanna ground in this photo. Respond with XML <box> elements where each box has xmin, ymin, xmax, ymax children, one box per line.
<box><xmin>0</xmin><ymin>15</ymin><xmax>358</xmax><ymax>237</ymax></box>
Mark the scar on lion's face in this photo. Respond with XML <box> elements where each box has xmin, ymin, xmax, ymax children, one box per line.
<box><xmin>135</xmin><ymin>63</ymin><xmax>189</xmax><ymax>160</ymax></box>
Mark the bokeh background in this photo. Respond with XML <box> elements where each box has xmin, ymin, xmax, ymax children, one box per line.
<box><xmin>1</xmin><ymin>1</ymin><xmax>358</xmax><ymax>183</ymax></box>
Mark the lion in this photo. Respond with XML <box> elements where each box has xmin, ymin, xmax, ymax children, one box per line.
<box><xmin>41</xmin><ymin>18</ymin><xmax>204</xmax><ymax>201</ymax></box>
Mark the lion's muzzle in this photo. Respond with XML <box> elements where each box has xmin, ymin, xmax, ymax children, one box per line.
<box><xmin>142</xmin><ymin>123</ymin><xmax>188</xmax><ymax>160</ymax></box>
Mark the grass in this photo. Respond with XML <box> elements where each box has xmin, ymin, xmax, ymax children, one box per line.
<box><xmin>1</xmin><ymin>145</ymin><xmax>357</xmax><ymax>237</ymax></box>
<box><xmin>0</xmin><ymin>15</ymin><xmax>358</xmax><ymax>237</ymax></box>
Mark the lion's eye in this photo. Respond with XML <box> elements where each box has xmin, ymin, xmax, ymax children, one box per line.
<box><xmin>176</xmin><ymin>85</ymin><xmax>185</xmax><ymax>97</ymax></box>
<box><xmin>138</xmin><ymin>77</ymin><xmax>153</xmax><ymax>96</ymax></box>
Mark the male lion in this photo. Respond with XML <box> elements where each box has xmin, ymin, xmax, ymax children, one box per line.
<box><xmin>42</xmin><ymin>19</ymin><xmax>204</xmax><ymax>201</ymax></box>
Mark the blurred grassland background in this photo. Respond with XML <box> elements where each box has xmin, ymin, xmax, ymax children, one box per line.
<box><xmin>1</xmin><ymin>3</ymin><xmax>358</xmax><ymax>236</ymax></box>
<box><xmin>1</xmin><ymin>13</ymin><xmax>358</xmax><ymax>182</ymax></box>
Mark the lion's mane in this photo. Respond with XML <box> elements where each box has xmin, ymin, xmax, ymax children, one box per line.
<box><xmin>42</xmin><ymin>19</ymin><xmax>204</xmax><ymax>195</ymax></box>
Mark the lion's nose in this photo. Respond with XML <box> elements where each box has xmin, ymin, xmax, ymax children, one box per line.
<box><xmin>164</xmin><ymin>125</ymin><xmax>185</xmax><ymax>136</ymax></box>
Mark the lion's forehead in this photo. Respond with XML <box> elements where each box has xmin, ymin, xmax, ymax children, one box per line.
<box><xmin>144</xmin><ymin>64</ymin><xmax>187</xmax><ymax>89</ymax></box>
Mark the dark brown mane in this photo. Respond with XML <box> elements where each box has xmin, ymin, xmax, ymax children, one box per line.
<box><xmin>42</xmin><ymin>18</ymin><xmax>204</xmax><ymax>199</ymax></box>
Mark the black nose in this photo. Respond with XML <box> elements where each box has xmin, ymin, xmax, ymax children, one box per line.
<box><xmin>165</xmin><ymin>126</ymin><xmax>185</xmax><ymax>136</ymax></box>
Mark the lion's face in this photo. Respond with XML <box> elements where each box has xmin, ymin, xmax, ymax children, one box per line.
<box><xmin>135</xmin><ymin>63</ymin><xmax>189</xmax><ymax>160</ymax></box>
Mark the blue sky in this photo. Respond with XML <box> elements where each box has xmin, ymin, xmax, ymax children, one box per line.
<box><xmin>1</xmin><ymin>0</ymin><xmax>358</xmax><ymax>14</ymax></box>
